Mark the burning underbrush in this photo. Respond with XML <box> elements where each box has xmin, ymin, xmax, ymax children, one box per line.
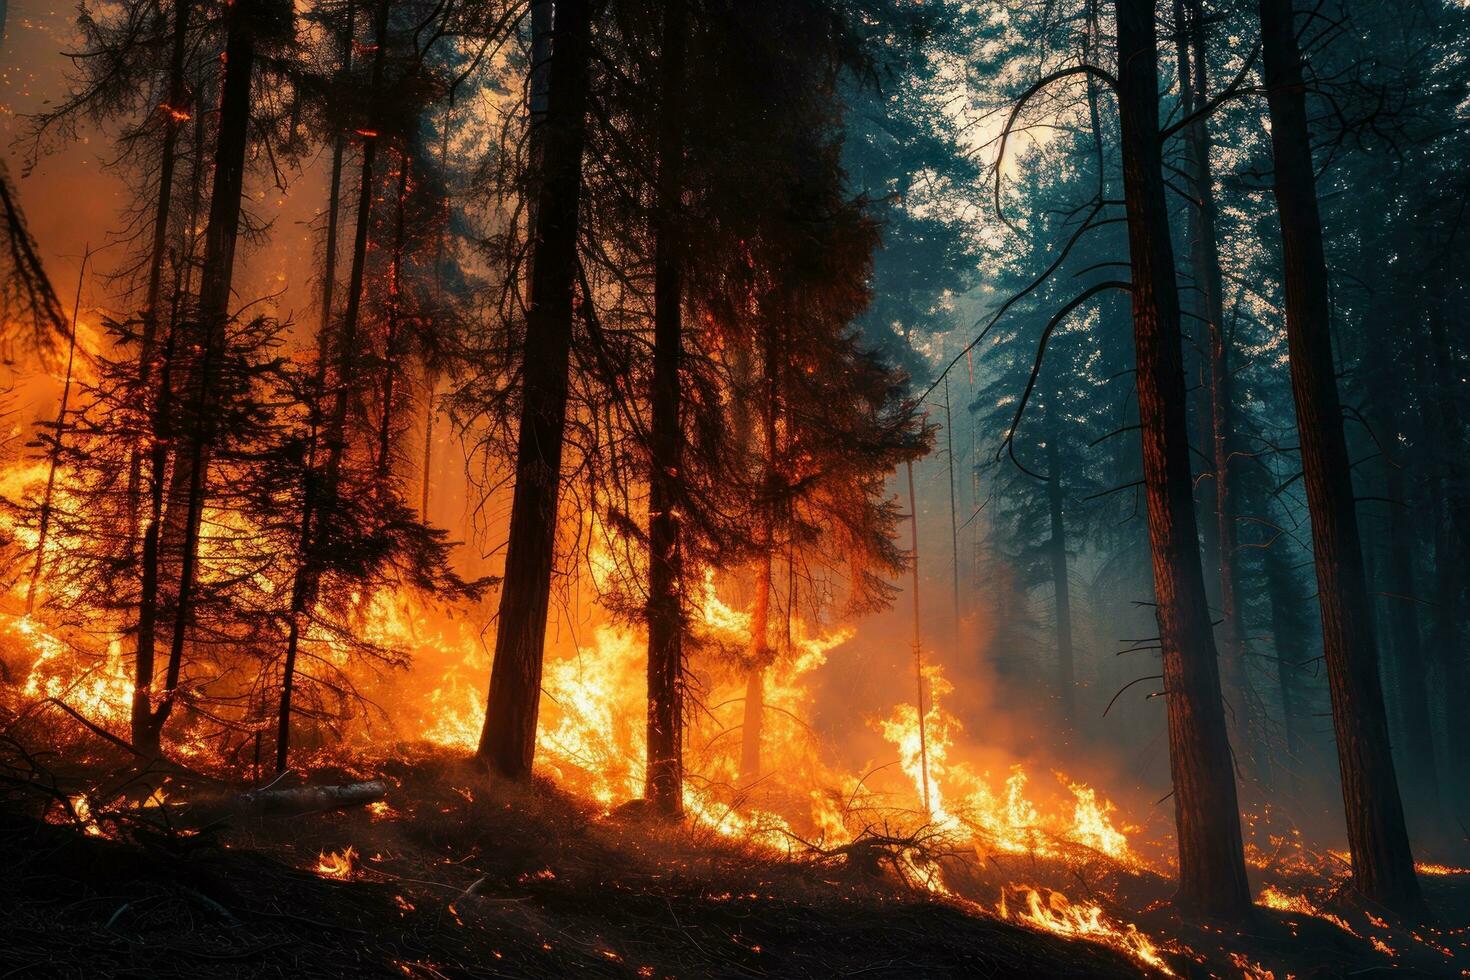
<box><xmin>0</xmin><ymin>742</ymin><xmax>1162</xmax><ymax>978</ymax></box>
<box><xmin>5</xmin><ymin>573</ymin><xmax>1470</xmax><ymax>977</ymax></box>
<box><xmin>2</xmin><ymin>495</ymin><xmax>1468</xmax><ymax>976</ymax></box>
<box><xmin>3</xmin><ymin>725</ymin><xmax>1468</xmax><ymax>978</ymax></box>
<box><xmin>4</xmin><ymin>731</ymin><xmax>1469</xmax><ymax>979</ymax></box>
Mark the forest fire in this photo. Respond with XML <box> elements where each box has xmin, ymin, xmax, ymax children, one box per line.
<box><xmin>2</xmin><ymin>0</ymin><xmax>1470</xmax><ymax>974</ymax></box>
<box><xmin>0</xmin><ymin>258</ymin><xmax>1461</xmax><ymax>978</ymax></box>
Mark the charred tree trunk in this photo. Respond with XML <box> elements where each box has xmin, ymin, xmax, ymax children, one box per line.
<box><xmin>132</xmin><ymin>321</ymin><xmax>180</xmax><ymax>754</ymax></box>
<box><xmin>133</xmin><ymin>0</ymin><xmax>258</xmax><ymax>755</ymax></box>
<box><xmin>142</xmin><ymin>0</ymin><xmax>192</xmax><ymax>341</ymax></box>
<box><xmin>520</xmin><ymin>0</ymin><xmax>552</xmax><ymax>278</ymax></box>
<box><xmin>1113</xmin><ymin>0</ymin><xmax>1250</xmax><ymax>918</ymax></box>
<box><xmin>739</xmin><ymin>663</ymin><xmax>765</xmax><ymax>786</ymax></box>
<box><xmin>476</xmin><ymin>0</ymin><xmax>593</xmax><ymax>778</ymax></box>
<box><xmin>1258</xmin><ymin>0</ymin><xmax>1421</xmax><ymax>914</ymax></box>
<box><xmin>645</xmin><ymin>0</ymin><xmax>687</xmax><ymax>817</ymax></box>
<box><xmin>376</xmin><ymin>153</ymin><xmax>411</xmax><ymax>483</ymax></box>
<box><xmin>318</xmin><ymin>9</ymin><xmax>353</xmax><ymax>360</ymax></box>
<box><xmin>276</xmin><ymin>0</ymin><xmax>391</xmax><ymax>773</ymax></box>
<box><xmin>420</xmin><ymin>369</ymin><xmax>436</xmax><ymax>517</ymax></box>
<box><xmin>126</xmin><ymin>0</ymin><xmax>192</xmax><ymax>531</ymax></box>
<box><xmin>740</xmin><ymin>320</ymin><xmax>782</xmax><ymax>787</ymax></box>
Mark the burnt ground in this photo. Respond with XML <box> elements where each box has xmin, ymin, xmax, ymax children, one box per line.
<box><xmin>1</xmin><ymin>747</ymin><xmax>1467</xmax><ymax>979</ymax></box>
<box><xmin>0</xmin><ymin>749</ymin><xmax>1150</xmax><ymax>979</ymax></box>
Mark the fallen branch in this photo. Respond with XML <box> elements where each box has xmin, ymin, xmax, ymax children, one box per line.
<box><xmin>233</xmin><ymin>780</ymin><xmax>389</xmax><ymax>816</ymax></box>
<box><xmin>130</xmin><ymin>780</ymin><xmax>391</xmax><ymax>829</ymax></box>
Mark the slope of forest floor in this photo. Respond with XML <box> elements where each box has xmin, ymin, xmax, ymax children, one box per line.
<box><xmin>0</xmin><ymin>748</ymin><xmax>1152</xmax><ymax>979</ymax></box>
<box><xmin>1</xmin><ymin>745</ymin><xmax>1467</xmax><ymax>978</ymax></box>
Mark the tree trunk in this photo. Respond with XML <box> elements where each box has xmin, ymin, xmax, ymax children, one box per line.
<box><xmin>131</xmin><ymin>322</ymin><xmax>178</xmax><ymax>755</ymax></box>
<box><xmin>126</xmin><ymin>0</ymin><xmax>191</xmax><ymax>533</ymax></box>
<box><xmin>520</xmin><ymin>0</ymin><xmax>552</xmax><ymax>278</ymax></box>
<box><xmin>132</xmin><ymin>78</ymin><xmax>211</xmax><ymax>754</ymax></box>
<box><xmin>944</xmin><ymin>377</ymin><xmax>960</xmax><ymax>644</ymax></box>
<box><xmin>1258</xmin><ymin>0</ymin><xmax>1422</xmax><ymax>915</ymax></box>
<box><xmin>317</xmin><ymin>8</ymin><xmax>353</xmax><ymax>361</ymax></box>
<box><xmin>1428</xmin><ymin>477</ymin><xmax>1470</xmax><ymax>814</ymax></box>
<box><xmin>420</xmin><ymin>369</ymin><xmax>436</xmax><ymax>517</ymax></box>
<box><xmin>1423</xmin><ymin>311</ymin><xmax>1470</xmax><ymax>813</ymax></box>
<box><xmin>1378</xmin><ymin>402</ymin><xmax>1441</xmax><ymax>832</ymax></box>
<box><xmin>740</xmin><ymin>319</ymin><xmax>782</xmax><ymax>787</ymax></box>
<box><xmin>1044</xmin><ymin>391</ymin><xmax>1075</xmax><ymax>729</ymax></box>
<box><xmin>476</xmin><ymin>0</ymin><xmax>593</xmax><ymax>778</ymax></box>
<box><xmin>1427</xmin><ymin>313</ymin><xmax>1470</xmax><ymax>587</ymax></box>
<box><xmin>739</xmin><ymin>663</ymin><xmax>765</xmax><ymax>786</ymax></box>
<box><xmin>1172</xmin><ymin>0</ymin><xmax>1259</xmax><ymax>780</ymax></box>
<box><xmin>645</xmin><ymin>0</ymin><xmax>687</xmax><ymax>817</ymax></box>
<box><xmin>1210</xmin><ymin>324</ymin><xmax>1260</xmax><ymax>777</ymax></box>
<box><xmin>1263</xmin><ymin>534</ymin><xmax>1303</xmax><ymax>794</ymax></box>
<box><xmin>277</xmin><ymin>0</ymin><xmax>390</xmax><ymax>773</ymax></box>
<box><xmin>376</xmin><ymin>152</ymin><xmax>411</xmax><ymax>483</ymax></box>
<box><xmin>133</xmin><ymin>0</ymin><xmax>258</xmax><ymax>753</ymax></box>
<box><xmin>1113</xmin><ymin>0</ymin><xmax>1250</xmax><ymax>918</ymax></box>
<box><xmin>142</xmin><ymin>0</ymin><xmax>191</xmax><ymax>342</ymax></box>
<box><xmin>906</xmin><ymin>459</ymin><xmax>931</xmax><ymax>817</ymax></box>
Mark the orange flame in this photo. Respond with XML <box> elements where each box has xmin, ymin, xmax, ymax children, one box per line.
<box><xmin>316</xmin><ymin>846</ymin><xmax>358</xmax><ymax>879</ymax></box>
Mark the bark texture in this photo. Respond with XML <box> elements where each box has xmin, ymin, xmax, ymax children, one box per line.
<box><xmin>1258</xmin><ymin>0</ymin><xmax>1422</xmax><ymax>915</ymax></box>
<box><xmin>645</xmin><ymin>0</ymin><xmax>687</xmax><ymax>816</ymax></box>
<box><xmin>1114</xmin><ymin>0</ymin><xmax>1251</xmax><ymax>918</ymax></box>
<box><xmin>477</xmin><ymin>0</ymin><xmax>593</xmax><ymax>778</ymax></box>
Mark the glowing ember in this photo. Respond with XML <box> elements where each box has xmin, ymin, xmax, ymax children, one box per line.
<box><xmin>316</xmin><ymin>846</ymin><xmax>358</xmax><ymax>879</ymax></box>
<box><xmin>68</xmin><ymin>794</ymin><xmax>105</xmax><ymax>837</ymax></box>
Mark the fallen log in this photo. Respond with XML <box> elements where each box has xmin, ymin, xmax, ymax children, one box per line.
<box><xmin>126</xmin><ymin>780</ymin><xmax>390</xmax><ymax>829</ymax></box>
<box><xmin>235</xmin><ymin>780</ymin><xmax>389</xmax><ymax>816</ymax></box>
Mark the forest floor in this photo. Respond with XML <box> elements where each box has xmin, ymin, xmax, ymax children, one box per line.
<box><xmin>0</xmin><ymin>745</ymin><xmax>1466</xmax><ymax>978</ymax></box>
